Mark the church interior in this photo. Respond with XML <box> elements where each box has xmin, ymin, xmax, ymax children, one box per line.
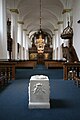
<box><xmin>0</xmin><ymin>0</ymin><xmax>80</xmax><ymax>120</ymax></box>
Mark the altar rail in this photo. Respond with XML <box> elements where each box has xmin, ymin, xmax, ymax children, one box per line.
<box><xmin>63</xmin><ymin>62</ymin><xmax>80</xmax><ymax>80</ymax></box>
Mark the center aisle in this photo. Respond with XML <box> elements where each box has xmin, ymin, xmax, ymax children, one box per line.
<box><xmin>15</xmin><ymin>64</ymin><xmax>63</xmax><ymax>79</ymax></box>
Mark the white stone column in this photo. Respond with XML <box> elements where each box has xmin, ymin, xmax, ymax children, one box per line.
<box><xmin>17</xmin><ymin>21</ymin><xmax>24</xmax><ymax>60</ymax></box>
<box><xmin>57</xmin><ymin>21</ymin><xmax>64</xmax><ymax>60</ymax></box>
<box><xmin>62</xmin><ymin>9</ymin><xmax>71</xmax><ymax>47</ymax></box>
<box><xmin>52</xmin><ymin>34</ymin><xmax>55</xmax><ymax>59</ymax></box>
<box><xmin>0</xmin><ymin>0</ymin><xmax>7</xmax><ymax>59</ymax></box>
<box><xmin>26</xmin><ymin>35</ymin><xmax>29</xmax><ymax>60</ymax></box>
<box><xmin>10</xmin><ymin>9</ymin><xmax>19</xmax><ymax>60</ymax></box>
<box><xmin>23</xmin><ymin>29</ymin><xmax>27</xmax><ymax>60</ymax></box>
<box><xmin>54</xmin><ymin>29</ymin><xmax>58</xmax><ymax>60</ymax></box>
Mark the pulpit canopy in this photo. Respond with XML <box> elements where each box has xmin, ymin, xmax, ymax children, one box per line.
<box><xmin>61</xmin><ymin>21</ymin><xmax>73</xmax><ymax>39</ymax></box>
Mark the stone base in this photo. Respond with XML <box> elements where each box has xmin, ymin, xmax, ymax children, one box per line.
<box><xmin>29</xmin><ymin>102</ymin><xmax>50</xmax><ymax>109</ymax></box>
<box><xmin>28</xmin><ymin>75</ymin><xmax>50</xmax><ymax>109</ymax></box>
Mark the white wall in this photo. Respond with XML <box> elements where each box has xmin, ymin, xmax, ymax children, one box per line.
<box><xmin>73</xmin><ymin>0</ymin><xmax>80</xmax><ymax>60</ymax></box>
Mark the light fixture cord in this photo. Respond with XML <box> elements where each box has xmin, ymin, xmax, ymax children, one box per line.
<box><xmin>40</xmin><ymin>0</ymin><xmax>42</xmax><ymax>29</ymax></box>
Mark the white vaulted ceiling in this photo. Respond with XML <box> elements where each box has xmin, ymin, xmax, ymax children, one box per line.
<box><xmin>6</xmin><ymin>0</ymin><xmax>73</xmax><ymax>37</ymax></box>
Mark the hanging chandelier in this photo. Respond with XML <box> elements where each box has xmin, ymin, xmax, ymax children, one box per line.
<box><xmin>37</xmin><ymin>0</ymin><xmax>45</xmax><ymax>39</ymax></box>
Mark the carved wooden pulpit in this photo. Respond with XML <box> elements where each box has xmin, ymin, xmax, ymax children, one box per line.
<box><xmin>61</xmin><ymin>22</ymin><xmax>79</xmax><ymax>62</ymax></box>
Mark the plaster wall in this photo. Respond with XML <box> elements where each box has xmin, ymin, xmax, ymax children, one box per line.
<box><xmin>73</xmin><ymin>0</ymin><xmax>80</xmax><ymax>60</ymax></box>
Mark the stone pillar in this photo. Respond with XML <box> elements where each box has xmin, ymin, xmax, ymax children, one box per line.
<box><xmin>26</xmin><ymin>35</ymin><xmax>29</xmax><ymax>60</ymax></box>
<box><xmin>17</xmin><ymin>21</ymin><xmax>24</xmax><ymax>60</ymax></box>
<box><xmin>10</xmin><ymin>9</ymin><xmax>19</xmax><ymax>60</ymax></box>
<box><xmin>0</xmin><ymin>0</ymin><xmax>7</xmax><ymax>59</ymax></box>
<box><xmin>23</xmin><ymin>29</ymin><xmax>27</xmax><ymax>60</ymax></box>
<box><xmin>57</xmin><ymin>21</ymin><xmax>64</xmax><ymax>60</ymax></box>
<box><xmin>54</xmin><ymin>29</ymin><xmax>58</xmax><ymax>60</ymax></box>
<box><xmin>52</xmin><ymin>34</ymin><xmax>55</xmax><ymax>59</ymax></box>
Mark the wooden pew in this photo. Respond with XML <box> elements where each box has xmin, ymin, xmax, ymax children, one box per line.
<box><xmin>15</xmin><ymin>60</ymin><xmax>37</xmax><ymax>68</ymax></box>
<box><xmin>0</xmin><ymin>60</ymin><xmax>37</xmax><ymax>81</ymax></box>
<box><xmin>9</xmin><ymin>60</ymin><xmax>37</xmax><ymax>80</ymax></box>
<box><xmin>45</xmin><ymin>60</ymin><xmax>66</xmax><ymax>69</ymax></box>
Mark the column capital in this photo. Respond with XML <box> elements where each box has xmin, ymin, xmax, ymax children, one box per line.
<box><xmin>52</xmin><ymin>34</ymin><xmax>55</xmax><ymax>36</ymax></box>
<box><xmin>62</xmin><ymin>9</ymin><xmax>72</xmax><ymax>14</ymax></box>
<box><xmin>26</xmin><ymin>34</ymin><xmax>29</xmax><ymax>36</ymax></box>
<box><xmin>10</xmin><ymin>9</ymin><xmax>19</xmax><ymax>14</ymax></box>
<box><xmin>57</xmin><ymin>21</ymin><xmax>63</xmax><ymax>25</ymax></box>
<box><xmin>23</xmin><ymin>29</ymin><xmax>27</xmax><ymax>31</ymax></box>
<box><xmin>18</xmin><ymin>21</ymin><xmax>24</xmax><ymax>24</ymax></box>
<box><xmin>54</xmin><ymin>29</ymin><xmax>58</xmax><ymax>31</ymax></box>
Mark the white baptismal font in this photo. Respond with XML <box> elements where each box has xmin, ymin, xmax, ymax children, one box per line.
<box><xmin>28</xmin><ymin>75</ymin><xmax>50</xmax><ymax>109</ymax></box>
